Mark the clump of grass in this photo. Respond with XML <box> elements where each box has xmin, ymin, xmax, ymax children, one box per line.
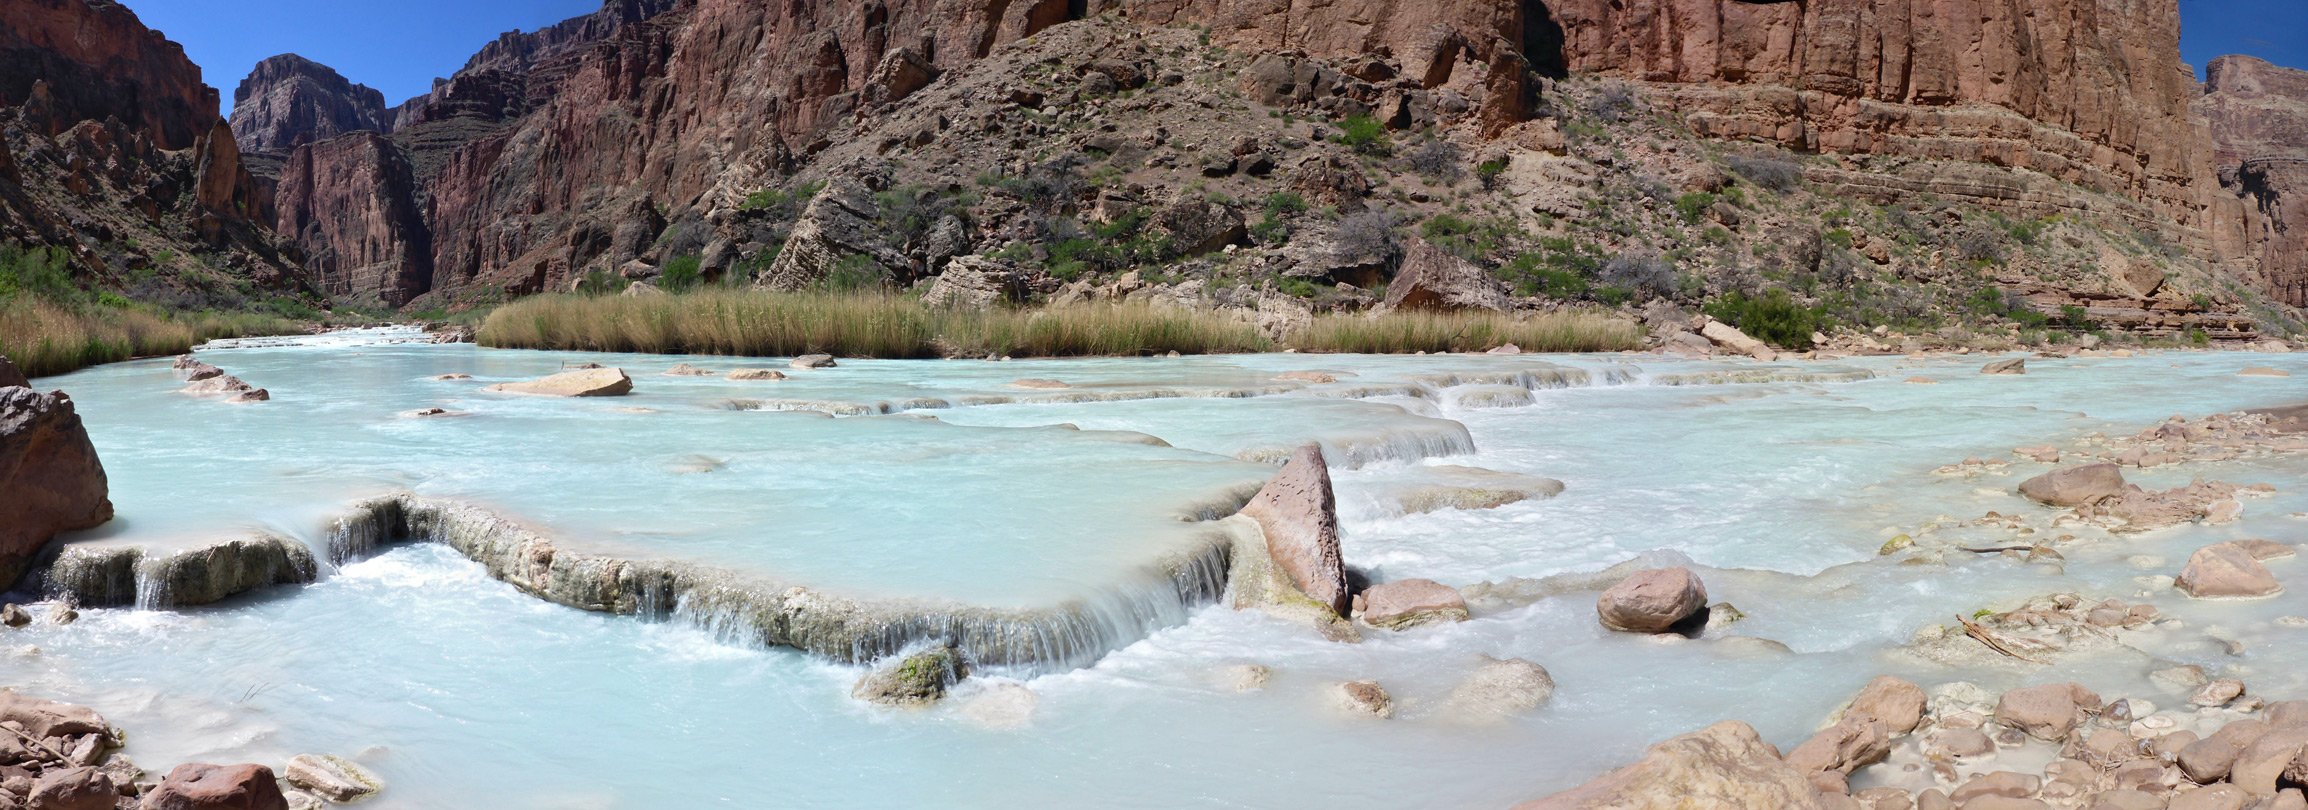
<box><xmin>0</xmin><ymin>297</ymin><xmax>300</xmax><ymax>377</ymax></box>
<box><xmin>1291</xmin><ymin>310</ymin><xmax>1642</xmax><ymax>354</ymax></box>
<box><xmin>477</xmin><ymin>290</ymin><xmax>1273</xmax><ymax>358</ymax></box>
<box><xmin>478</xmin><ymin>290</ymin><xmax>1645</xmax><ymax>358</ymax></box>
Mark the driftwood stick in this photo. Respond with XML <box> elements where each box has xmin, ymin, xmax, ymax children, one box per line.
<box><xmin>1956</xmin><ymin>614</ymin><xmax>2050</xmax><ymax>664</ymax></box>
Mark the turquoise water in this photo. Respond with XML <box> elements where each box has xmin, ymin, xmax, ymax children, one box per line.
<box><xmin>9</xmin><ymin>331</ymin><xmax>2307</xmax><ymax>808</ymax></box>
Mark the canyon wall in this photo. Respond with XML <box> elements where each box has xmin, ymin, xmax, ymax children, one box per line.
<box><xmin>0</xmin><ymin>0</ymin><xmax>300</xmax><ymax>295</ymax></box>
<box><xmin>231</xmin><ymin>54</ymin><xmax>393</xmax><ymax>155</ymax></box>
<box><xmin>2198</xmin><ymin>55</ymin><xmax>2308</xmax><ymax>308</ymax></box>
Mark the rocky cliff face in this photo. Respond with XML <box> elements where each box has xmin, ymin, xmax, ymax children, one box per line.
<box><xmin>2199</xmin><ymin>55</ymin><xmax>2308</xmax><ymax>308</ymax></box>
<box><xmin>0</xmin><ymin>0</ymin><xmax>304</xmax><ymax>300</ymax></box>
<box><xmin>230</xmin><ymin>54</ymin><xmax>392</xmax><ymax>156</ymax></box>
<box><xmin>274</xmin><ymin>132</ymin><xmax>432</xmax><ymax>307</ymax></box>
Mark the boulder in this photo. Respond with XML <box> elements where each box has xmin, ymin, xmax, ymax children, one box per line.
<box><xmin>1442</xmin><ymin>656</ymin><xmax>1555</xmax><ymax>718</ymax></box>
<box><xmin>921</xmin><ymin>256</ymin><xmax>1032</xmax><ymax>309</ymax></box>
<box><xmin>481</xmin><ymin>368</ymin><xmax>632</xmax><ymax>397</ymax></box>
<box><xmin>2238</xmin><ymin>367</ymin><xmax>2290</xmax><ymax>377</ymax></box>
<box><xmin>789</xmin><ymin>354</ymin><xmax>837</xmax><ymax>369</ymax></box>
<box><xmin>1981</xmin><ymin>358</ymin><xmax>2027</xmax><ymax>375</ymax></box>
<box><xmin>224</xmin><ymin>389</ymin><xmax>270</xmax><ymax>403</ymax></box>
<box><xmin>1</xmin><ymin>387</ymin><xmax>113</xmax><ymax>588</ymax></box>
<box><xmin>1841</xmin><ymin>676</ymin><xmax>1927</xmax><ymax>735</ymax></box>
<box><xmin>1511</xmin><ymin>721</ymin><xmax>1830</xmax><ymax>810</ymax></box>
<box><xmin>1785</xmin><ymin>715</ymin><xmax>1891</xmax><ymax>775</ymax></box>
<box><xmin>281</xmin><ymin>754</ymin><xmax>381</xmax><ymax>802</ymax></box>
<box><xmin>664</xmin><ymin>363</ymin><xmax>714</xmax><ymax>376</ymax></box>
<box><xmin>1358</xmin><ymin>578</ymin><xmax>1470</xmax><ymax>630</ymax></box>
<box><xmin>2178</xmin><ymin>719</ymin><xmax>2269</xmax><ymax>782</ymax></box>
<box><xmin>1701</xmin><ymin>321</ymin><xmax>1778</xmax><ymax>361</ymax></box>
<box><xmin>26</xmin><ymin>766</ymin><xmax>118</xmax><ymax>810</ymax></box>
<box><xmin>2017</xmin><ymin>463</ymin><xmax>2126</xmax><ymax>507</ymax></box>
<box><xmin>2</xmin><ymin>602</ymin><xmax>29</xmax><ymax>626</ymax></box>
<box><xmin>2177</xmin><ymin>542</ymin><xmax>2283</xmax><ymax>599</ymax></box>
<box><xmin>182</xmin><ymin>363</ymin><xmax>224</xmax><ymax>381</ymax></box>
<box><xmin>1150</xmin><ymin>198</ymin><xmax>1246</xmax><ymax>256</ymax></box>
<box><xmin>1995</xmin><ymin>683</ymin><xmax>2099</xmax><ymax>742</ymax></box>
<box><xmin>851</xmin><ymin>645</ymin><xmax>968</xmax><ymax>707</ymax></box>
<box><xmin>1596</xmin><ymin>567</ymin><xmax>1708</xmax><ymax>633</ymax></box>
<box><xmin>0</xmin><ymin>354</ymin><xmax>25</xmax><ymax>388</ymax></box>
<box><xmin>0</xmin><ymin>691</ymin><xmax>113</xmax><ymax>741</ymax></box>
<box><xmin>1235</xmin><ymin>445</ymin><xmax>1352</xmax><ymax>618</ymax></box>
<box><xmin>861</xmin><ymin>47</ymin><xmax>938</xmax><ymax>105</ymax></box>
<box><xmin>2233</xmin><ymin>726</ymin><xmax>2308</xmax><ymax>795</ymax></box>
<box><xmin>2168</xmin><ymin>785</ymin><xmax>2251</xmax><ymax>810</ymax></box>
<box><xmin>725</xmin><ymin>369</ymin><xmax>786</xmax><ymax>381</ymax></box>
<box><xmin>1381</xmin><ymin>240</ymin><xmax>1511</xmax><ymax>312</ymax></box>
<box><xmin>140</xmin><ymin>763</ymin><xmax>289</xmax><ymax>810</ymax></box>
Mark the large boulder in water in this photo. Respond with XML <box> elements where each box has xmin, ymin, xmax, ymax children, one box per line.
<box><xmin>483</xmin><ymin>368</ymin><xmax>633</xmax><ymax>397</ymax></box>
<box><xmin>852</xmin><ymin>645</ymin><xmax>969</xmax><ymax>707</ymax></box>
<box><xmin>0</xmin><ymin>385</ymin><xmax>113</xmax><ymax>588</ymax></box>
<box><xmin>1380</xmin><ymin>240</ymin><xmax>1510</xmax><ymax>313</ymax></box>
<box><xmin>2177</xmin><ymin>541</ymin><xmax>2283</xmax><ymax>599</ymax></box>
<box><xmin>1596</xmin><ymin>567</ymin><xmax>1708</xmax><ymax>633</ymax></box>
<box><xmin>1236</xmin><ymin>444</ymin><xmax>1352</xmax><ymax>618</ymax></box>
<box><xmin>2018</xmin><ymin>463</ymin><xmax>2125</xmax><ymax>507</ymax></box>
<box><xmin>1510</xmin><ymin>721</ymin><xmax>1831</xmax><ymax>809</ymax></box>
<box><xmin>141</xmin><ymin>763</ymin><xmax>289</xmax><ymax>810</ymax></box>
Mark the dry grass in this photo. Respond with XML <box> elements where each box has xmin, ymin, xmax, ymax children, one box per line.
<box><xmin>1292</xmin><ymin>309</ymin><xmax>1643</xmax><ymax>354</ymax></box>
<box><xmin>0</xmin><ymin>298</ymin><xmax>302</xmax><ymax>378</ymax></box>
<box><xmin>478</xmin><ymin>290</ymin><xmax>1644</xmax><ymax>358</ymax></box>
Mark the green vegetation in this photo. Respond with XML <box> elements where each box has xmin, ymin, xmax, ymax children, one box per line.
<box><xmin>1333</xmin><ymin>115</ymin><xmax>1390</xmax><ymax>156</ymax></box>
<box><xmin>659</xmin><ymin>254</ymin><xmax>703</xmax><ymax>292</ymax></box>
<box><xmin>1291</xmin><ymin>310</ymin><xmax>1642</xmax><ymax>354</ymax></box>
<box><xmin>1672</xmin><ymin>192</ymin><xmax>1717</xmax><ymax>224</ymax></box>
<box><xmin>0</xmin><ymin>246</ymin><xmax>301</xmax><ymax>377</ymax></box>
<box><xmin>1703</xmin><ymin>289</ymin><xmax>1827</xmax><ymax>349</ymax></box>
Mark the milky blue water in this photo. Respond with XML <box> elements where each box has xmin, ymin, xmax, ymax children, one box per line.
<box><xmin>9</xmin><ymin>331</ymin><xmax>2306</xmax><ymax>809</ymax></box>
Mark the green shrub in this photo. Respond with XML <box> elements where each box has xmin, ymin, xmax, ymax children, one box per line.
<box><xmin>1334</xmin><ymin>115</ymin><xmax>1390</xmax><ymax>156</ymax></box>
<box><xmin>661</xmin><ymin>254</ymin><xmax>703</xmax><ymax>292</ymax></box>
<box><xmin>1703</xmin><ymin>289</ymin><xmax>1827</xmax><ymax>349</ymax></box>
<box><xmin>1673</xmin><ymin>192</ymin><xmax>1717</xmax><ymax>224</ymax></box>
<box><xmin>1476</xmin><ymin>159</ymin><xmax>1508</xmax><ymax>191</ymax></box>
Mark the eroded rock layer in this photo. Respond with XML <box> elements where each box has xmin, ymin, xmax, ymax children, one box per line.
<box><xmin>2198</xmin><ymin>55</ymin><xmax>2308</xmax><ymax>307</ymax></box>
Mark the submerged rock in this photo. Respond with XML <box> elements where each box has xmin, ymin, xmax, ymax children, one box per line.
<box><xmin>789</xmin><ymin>354</ymin><xmax>837</xmax><ymax>369</ymax></box>
<box><xmin>2176</xmin><ymin>541</ymin><xmax>2283</xmax><ymax>599</ymax></box>
<box><xmin>281</xmin><ymin>754</ymin><xmax>382</xmax><ymax>802</ymax></box>
<box><xmin>1442</xmin><ymin>656</ymin><xmax>1555</xmax><ymax>719</ymax></box>
<box><xmin>141</xmin><ymin>763</ymin><xmax>289</xmax><ymax>810</ymax></box>
<box><xmin>1</xmin><ymin>385</ymin><xmax>114</xmax><ymax>588</ymax></box>
<box><xmin>1981</xmin><ymin>358</ymin><xmax>2027</xmax><ymax>375</ymax></box>
<box><xmin>1</xmin><ymin>603</ymin><xmax>28</xmax><ymax>627</ymax></box>
<box><xmin>1217</xmin><ymin>664</ymin><xmax>1272</xmax><ymax>693</ymax></box>
<box><xmin>1511</xmin><ymin>721</ymin><xmax>1830</xmax><ymax>809</ymax></box>
<box><xmin>958</xmin><ymin>682</ymin><xmax>1037</xmax><ymax>729</ymax></box>
<box><xmin>1358</xmin><ymin>578</ymin><xmax>1469</xmax><ymax>630</ymax></box>
<box><xmin>2018</xmin><ymin>463</ymin><xmax>2125</xmax><ymax>507</ymax></box>
<box><xmin>179</xmin><ymin>375</ymin><xmax>254</xmax><ymax>396</ymax></box>
<box><xmin>1596</xmin><ymin>567</ymin><xmax>1708</xmax><ymax>633</ymax></box>
<box><xmin>663</xmin><ymin>363</ymin><xmax>713</xmax><ymax>376</ymax></box>
<box><xmin>1007</xmin><ymin>379</ymin><xmax>1070</xmax><ymax>390</ymax></box>
<box><xmin>482</xmin><ymin>368</ymin><xmax>632</xmax><ymax>397</ymax></box>
<box><xmin>224</xmin><ymin>388</ymin><xmax>271</xmax><ymax>403</ymax></box>
<box><xmin>725</xmin><ymin>369</ymin><xmax>786</xmax><ymax>381</ymax></box>
<box><xmin>852</xmin><ymin>645</ymin><xmax>969</xmax><ymax>707</ymax></box>
<box><xmin>1328</xmin><ymin>680</ymin><xmax>1393</xmax><ymax>718</ymax></box>
<box><xmin>1393</xmin><ymin>466</ymin><xmax>1564</xmax><ymax>514</ymax></box>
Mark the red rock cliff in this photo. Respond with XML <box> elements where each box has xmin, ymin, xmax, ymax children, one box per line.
<box><xmin>2198</xmin><ymin>55</ymin><xmax>2308</xmax><ymax>307</ymax></box>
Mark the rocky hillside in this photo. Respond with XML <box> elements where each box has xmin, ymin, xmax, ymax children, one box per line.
<box><xmin>231</xmin><ymin>54</ymin><xmax>392</xmax><ymax>158</ymax></box>
<box><xmin>0</xmin><ymin>0</ymin><xmax>307</xmax><ymax>308</ymax></box>
<box><xmin>2198</xmin><ymin>55</ymin><xmax>2308</xmax><ymax>309</ymax></box>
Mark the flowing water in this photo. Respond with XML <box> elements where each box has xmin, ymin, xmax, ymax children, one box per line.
<box><xmin>7</xmin><ymin>329</ymin><xmax>2307</xmax><ymax>808</ymax></box>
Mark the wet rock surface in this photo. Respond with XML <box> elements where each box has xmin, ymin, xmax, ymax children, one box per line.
<box><xmin>1596</xmin><ymin>567</ymin><xmax>1708</xmax><ymax>633</ymax></box>
<box><xmin>0</xmin><ymin>377</ymin><xmax>113</xmax><ymax>589</ymax></box>
<box><xmin>482</xmin><ymin>368</ymin><xmax>633</xmax><ymax>397</ymax></box>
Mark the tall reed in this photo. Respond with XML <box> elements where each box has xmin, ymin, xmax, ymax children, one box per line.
<box><xmin>478</xmin><ymin>290</ymin><xmax>1644</xmax><ymax>358</ymax></box>
<box><xmin>0</xmin><ymin>298</ymin><xmax>302</xmax><ymax>378</ymax></box>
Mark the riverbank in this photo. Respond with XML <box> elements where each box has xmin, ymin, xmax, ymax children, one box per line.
<box><xmin>0</xmin><ymin>297</ymin><xmax>303</xmax><ymax>378</ymax></box>
<box><xmin>473</xmin><ymin>290</ymin><xmax>1646</xmax><ymax>357</ymax></box>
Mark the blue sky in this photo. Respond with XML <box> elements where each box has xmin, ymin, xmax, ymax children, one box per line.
<box><xmin>123</xmin><ymin>0</ymin><xmax>2308</xmax><ymax>115</ymax></box>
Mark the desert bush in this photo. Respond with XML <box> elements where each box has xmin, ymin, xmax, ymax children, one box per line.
<box><xmin>1601</xmin><ymin>253</ymin><xmax>1677</xmax><ymax>297</ymax></box>
<box><xmin>1727</xmin><ymin>152</ymin><xmax>1802</xmax><ymax>192</ymax></box>
<box><xmin>1334</xmin><ymin>115</ymin><xmax>1391</xmax><ymax>156</ymax></box>
<box><xmin>1404</xmin><ymin>139</ymin><xmax>1465</xmax><ymax>184</ymax></box>
<box><xmin>1702</xmin><ymin>289</ymin><xmax>1826</xmax><ymax>349</ymax></box>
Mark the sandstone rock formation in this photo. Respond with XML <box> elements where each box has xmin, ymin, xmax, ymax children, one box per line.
<box><xmin>273</xmin><ymin>132</ymin><xmax>431</xmax><ymax>307</ymax></box>
<box><xmin>281</xmin><ymin>754</ymin><xmax>382</xmax><ymax>803</ymax></box>
<box><xmin>2018</xmin><ymin>463</ymin><xmax>2125</xmax><ymax>507</ymax></box>
<box><xmin>1235</xmin><ymin>444</ymin><xmax>1351</xmax><ymax>618</ymax></box>
<box><xmin>1382</xmin><ymin>240</ymin><xmax>1511</xmax><ymax>312</ymax></box>
<box><xmin>229</xmin><ymin>54</ymin><xmax>391</xmax><ymax>155</ymax></box>
<box><xmin>2177</xmin><ymin>541</ymin><xmax>2284</xmax><ymax>599</ymax></box>
<box><xmin>0</xmin><ymin>384</ymin><xmax>112</xmax><ymax>588</ymax></box>
<box><xmin>1357</xmin><ymin>578</ymin><xmax>1469</xmax><ymax>630</ymax></box>
<box><xmin>141</xmin><ymin>763</ymin><xmax>290</xmax><ymax>810</ymax></box>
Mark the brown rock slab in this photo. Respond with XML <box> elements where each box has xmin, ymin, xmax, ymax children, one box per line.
<box><xmin>1981</xmin><ymin>358</ymin><xmax>2027</xmax><ymax>375</ymax></box>
<box><xmin>725</xmin><ymin>369</ymin><xmax>786</xmax><ymax>381</ymax></box>
<box><xmin>482</xmin><ymin>368</ymin><xmax>633</xmax><ymax>397</ymax></box>
<box><xmin>2018</xmin><ymin>463</ymin><xmax>2126</xmax><ymax>507</ymax></box>
<box><xmin>1358</xmin><ymin>578</ymin><xmax>1469</xmax><ymax>630</ymax></box>
<box><xmin>1381</xmin><ymin>240</ymin><xmax>1511</xmax><ymax>313</ymax></box>
<box><xmin>1995</xmin><ymin>683</ymin><xmax>2099</xmax><ymax>742</ymax></box>
<box><xmin>141</xmin><ymin>763</ymin><xmax>289</xmax><ymax>810</ymax></box>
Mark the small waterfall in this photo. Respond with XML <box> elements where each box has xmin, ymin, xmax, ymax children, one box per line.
<box><xmin>325</xmin><ymin>497</ymin><xmax>410</xmax><ymax>566</ymax></box>
<box><xmin>38</xmin><ymin>535</ymin><xmax>316</xmax><ymax>610</ymax></box>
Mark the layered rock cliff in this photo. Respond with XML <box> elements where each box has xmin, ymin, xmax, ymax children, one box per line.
<box><xmin>231</xmin><ymin>54</ymin><xmax>392</xmax><ymax>156</ymax></box>
<box><xmin>2198</xmin><ymin>55</ymin><xmax>2308</xmax><ymax>308</ymax></box>
<box><xmin>0</xmin><ymin>0</ymin><xmax>303</xmax><ymax>300</ymax></box>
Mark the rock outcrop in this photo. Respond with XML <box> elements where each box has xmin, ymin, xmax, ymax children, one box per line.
<box><xmin>1512</xmin><ymin>721</ymin><xmax>1829</xmax><ymax>810</ymax></box>
<box><xmin>1382</xmin><ymin>240</ymin><xmax>1512</xmax><ymax>313</ymax></box>
<box><xmin>142</xmin><ymin>763</ymin><xmax>290</xmax><ymax>810</ymax></box>
<box><xmin>2199</xmin><ymin>55</ymin><xmax>2308</xmax><ymax>308</ymax></box>
<box><xmin>229</xmin><ymin>54</ymin><xmax>392</xmax><ymax>156</ymax></box>
<box><xmin>0</xmin><ymin>384</ymin><xmax>112</xmax><ymax>589</ymax></box>
<box><xmin>2176</xmin><ymin>541</ymin><xmax>2284</xmax><ymax>599</ymax></box>
<box><xmin>273</xmin><ymin>132</ymin><xmax>432</xmax><ymax>307</ymax></box>
<box><xmin>2018</xmin><ymin>463</ymin><xmax>2125</xmax><ymax>507</ymax></box>
<box><xmin>852</xmin><ymin>645</ymin><xmax>969</xmax><ymax>706</ymax></box>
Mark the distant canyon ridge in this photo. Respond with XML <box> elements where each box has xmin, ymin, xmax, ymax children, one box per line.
<box><xmin>2</xmin><ymin>0</ymin><xmax>2305</xmax><ymax>326</ymax></box>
